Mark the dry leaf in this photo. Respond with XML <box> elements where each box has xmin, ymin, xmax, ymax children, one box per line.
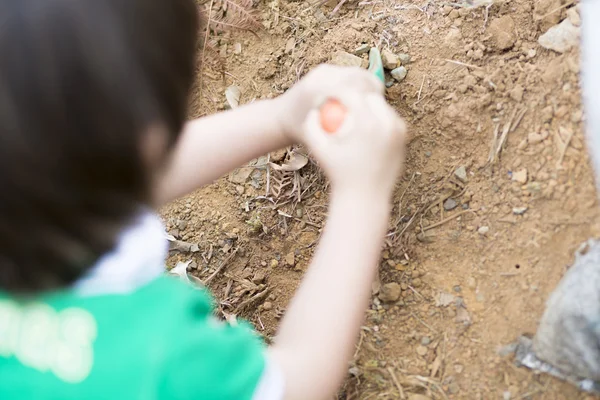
<box><xmin>225</xmin><ymin>85</ymin><xmax>241</xmax><ymax>108</ymax></box>
<box><xmin>269</xmin><ymin>152</ymin><xmax>308</xmax><ymax>172</ymax></box>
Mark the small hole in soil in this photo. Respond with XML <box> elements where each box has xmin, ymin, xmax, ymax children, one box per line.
<box><xmin>515</xmin><ymin>264</ymin><xmax>521</xmax><ymax>269</ymax></box>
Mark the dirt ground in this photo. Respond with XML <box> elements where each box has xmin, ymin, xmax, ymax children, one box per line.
<box><xmin>163</xmin><ymin>0</ymin><xmax>600</xmax><ymax>398</ymax></box>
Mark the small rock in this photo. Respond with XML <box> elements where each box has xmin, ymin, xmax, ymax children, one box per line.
<box><xmin>271</xmin><ymin>148</ymin><xmax>287</xmax><ymax>162</ymax></box>
<box><xmin>453</xmin><ymin>285</ymin><xmax>462</xmax><ymax>293</ymax></box>
<box><xmin>385</xmin><ymin>79</ymin><xmax>395</xmax><ymax>88</ymax></box>
<box><xmin>270</xmin><ymin>259</ymin><xmax>279</xmax><ymax>268</ymax></box>
<box><xmin>225</xmin><ymin>85</ymin><xmax>241</xmax><ymax>109</ymax></box>
<box><xmin>478</xmin><ymin>226</ymin><xmax>490</xmax><ymax>236</ymax></box>
<box><xmin>567</xmin><ymin>6</ymin><xmax>581</xmax><ymax>27</ymax></box>
<box><xmin>354</xmin><ymin>43</ymin><xmax>370</xmax><ymax>55</ymax></box>
<box><xmin>391</xmin><ymin>66</ymin><xmax>408</xmax><ymax>82</ymax></box>
<box><xmin>512</xmin><ymin>168</ymin><xmax>528</xmax><ymax>184</ymax></box>
<box><xmin>188</xmin><ymin>261</ymin><xmax>198</xmax><ymax>270</ymax></box>
<box><xmin>229</xmin><ymin>167</ymin><xmax>254</xmax><ymax>184</ymax></box>
<box><xmin>330</xmin><ymin>51</ymin><xmax>367</xmax><ymax>68</ymax></box>
<box><xmin>444</xmin><ymin>198</ymin><xmax>458</xmax><ymax>211</ymax></box>
<box><xmin>538</xmin><ymin>19</ymin><xmax>580</xmax><ymax>53</ymax></box>
<box><xmin>454</xmin><ymin>166</ymin><xmax>467</xmax><ymax>182</ymax></box>
<box><xmin>509</xmin><ymin>85</ymin><xmax>524</xmax><ymax>102</ymax></box>
<box><xmin>263</xmin><ymin>301</ymin><xmax>273</xmax><ymax>311</ymax></box>
<box><xmin>421</xmin><ymin>336</ymin><xmax>431</xmax><ymax>346</ymax></box>
<box><xmin>528</xmin><ymin>131</ymin><xmax>549</xmax><ymax>144</ymax></box>
<box><xmin>416</xmin><ymin>345</ymin><xmax>428</xmax><ymax>356</ymax></box>
<box><xmin>381</xmin><ymin>49</ymin><xmax>399</xmax><ymax>70</ymax></box>
<box><xmin>449</xmin><ymin>9</ymin><xmax>460</xmax><ymax>19</ymax></box>
<box><xmin>285</xmin><ymin>37</ymin><xmax>296</xmax><ymax>54</ymax></box>
<box><xmin>513</xmin><ymin>207</ymin><xmax>528</xmax><ymax>215</ymax></box>
<box><xmin>236</xmin><ymin>185</ymin><xmax>245</xmax><ymax>195</ymax></box>
<box><xmin>488</xmin><ymin>16</ymin><xmax>517</xmax><ymax>50</ymax></box>
<box><xmin>448</xmin><ymin>382</ymin><xmax>460</xmax><ymax>394</ymax></box>
<box><xmin>379</xmin><ymin>282</ymin><xmax>401</xmax><ymax>303</ymax></box>
<box><xmin>233</xmin><ymin>42</ymin><xmax>242</xmax><ymax>54</ymax></box>
<box><xmin>425</xmin><ymin>151</ymin><xmax>432</xmax><ymax>158</ymax></box>
<box><xmin>285</xmin><ymin>252</ymin><xmax>295</xmax><ymax>267</ymax></box>
<box><xmin>398</xmin><ymin>53</ymin><xmax>411</xmax><ymax>64</ymax></box>
<box><xmin>252</xmin><ymin>271</ymin><xmax>266</xmax><ymax>284</ymax></box>
<box><xmin>177</xmin><ymin>220</ymin><xmax>188</xmax><ymax>230</ymax></box>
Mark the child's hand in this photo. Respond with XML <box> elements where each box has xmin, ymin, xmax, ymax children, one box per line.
<box><xmin>303</xmin><ymin>89</ymin><xmax>407</xmax><ymax>198</ymax></box>
<box><xmin>277</xmin><ymin>65</ymin><xmax>383</xmax><ymax>142</ymax></box>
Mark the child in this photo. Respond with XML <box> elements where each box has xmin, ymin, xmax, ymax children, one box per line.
<box><xmin>0</xmin><ymin>1</ymin><xmax>406</xmax><ymax>399</ymax></box>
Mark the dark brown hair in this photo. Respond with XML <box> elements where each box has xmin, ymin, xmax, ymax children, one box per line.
<box><xmin>0</xmin><ymin>0</ymin><xmax>199</xmax><ymax>291</ymax></box>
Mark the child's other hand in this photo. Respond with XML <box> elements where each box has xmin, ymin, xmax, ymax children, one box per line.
<box><xmin>277</xmin><ymin>65</ymin><xmax>383</xmax><ymax>142</ymax></box>
<box><xmin>303</xmin><ymin>90</ymin><xmax>407</xmax><ymax>198</ymax></box>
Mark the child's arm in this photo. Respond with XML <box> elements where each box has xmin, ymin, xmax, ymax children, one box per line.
<box><xmin>268</xmin><ymin>92</ymin><xmax>407</xmax><ymax>400</ymax></box>
<box><xmin>155</xmin><ymin>65</ymin><xmax>382</xmax><ymax>205</ymax></box>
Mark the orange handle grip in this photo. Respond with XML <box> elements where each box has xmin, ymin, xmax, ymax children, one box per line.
<box><xmin>320</xmin><ymin>99</ymin><xmax>347</xmax><ymax>134</ymax></box>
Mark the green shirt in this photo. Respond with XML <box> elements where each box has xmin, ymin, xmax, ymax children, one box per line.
<box><xmin>0</xmin><ymin>276</ymin><xmax>265</xmax><ymax>399</ymax></box>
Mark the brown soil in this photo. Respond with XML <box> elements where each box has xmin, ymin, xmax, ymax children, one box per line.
<box><xmin>163</xmin><ymin>0</ymin><xmax>599</xmax><ymax>398</ymax></box>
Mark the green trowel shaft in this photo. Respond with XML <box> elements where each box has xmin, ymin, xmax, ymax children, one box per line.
<box><xmin>368</xmin><ymin>48</ymin><xmax>385</xmax><ymax>84</ymax></box>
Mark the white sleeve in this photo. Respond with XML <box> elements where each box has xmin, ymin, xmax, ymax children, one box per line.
<box><xmin>582</xmin><ymin>1</ymin><xmax>600</xmax><ymax>191</ymax></box>
<box><xmin>252</xmin><ymin>355</ymin><xmax>285</xmax><ymax>400</ymax></box>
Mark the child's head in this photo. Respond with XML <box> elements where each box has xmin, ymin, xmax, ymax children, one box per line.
<box><xmin>0</xmin><ymin>0</ymin><xmax>199</xmax><ymax>291</ymax></box>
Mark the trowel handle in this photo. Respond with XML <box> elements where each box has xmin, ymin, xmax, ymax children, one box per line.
<box><xmin>320</xmin><ymin>98</ymin><xmax>347</xmax><ymax>134</ymax></box>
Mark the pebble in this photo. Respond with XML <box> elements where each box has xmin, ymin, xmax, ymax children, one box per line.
<box><xmin>354</xmin><ymin>43</ymin><xmax>370</xmax><ymax>55</ymax></box>
<box><xmin>381</xmin><ymin>49</ymin><xmax>400</xmax><ymax>70</ymax></box>
<box><xmin>416</xmin><ymin>345</ymin><xmax>428</xmax><ymax>356</ymax></box>
<box><xmin>509</xmin><ymin>85</ymin><xmax>524</xmax><ymax>102</ymax></box>
<box><xmin>567</xmin><ymin>6</ymin><xmax>581</xmax><ymax>27</ymax></box>
<box><xmin>398</xmin><ymin>53</ymin><xmax>411</xmax><ymax>64</ymax></box>
<box><xmin>263</xmin><ymin>301</ymin><xmax>273</xmax><ymax>311</ymax></box>
<box><xmin>454</xmin><ymin>166</ymin><xmax>467</xmax><ymax>182</ymax></box>
<box><xmin>177</xmin><ymin>220</ymin><xmax>188</xmax><ymax>230</ymax></box>
<box><xmin>538</xmin><ymin>18</ymin><xmax>580</xmax><ymax>53</ymax></box>
<box><xmin>488</xmin><ymin>16</ymin><xmax>517</xmax><ymax>50</ymax></box>
<box><xmin>453</xmin><ymin>285</ymin><xmax>462</xmax><ymax>293</ymax></box>
<box><xmin>478</xmin><ymin>226</ymin><xmax>490</xmax><ymax>236</ymax></box>
<box><xmin>233</xmin><ymin>42</ymin><xmax>242</xmax><ymax>54</ymax></box>
<box><xmin>528</xmin><ymin>131</ymin><xmax>549</xmax><ymax>144</ymax></box>
<box><xmin>285</xmin><ymin>252</ymin><xmax>295</xmax><ymax>267</ymax></box>
<box><xmin>513</xmin><ymin>206</ymin><xmax>528</xmax><ymax>215</ymax></box>
<box><xmin>270</xmin><ymin>259</ymin><xmax>279</xmax><ymax>268</ymax></box>
<box><xmin>252</xmin><ymin>271</ymin><xmax>266</xmax><ymax>284</ymax></box>
<box><xmin>391</xmin><ymin>66</ymin><xmax>408</xmax><ymax>82</ymax></box>
<box><xmin>512</xmin><ymin>168</ymin><xmax>528</xmax><ymax>184</ymax></box>
<box><xmin>188</xmin><ymin>261</ymin><xmax>198</xmax><ymax>270</ymax></box>
<box><xmin>421</xmin><ymin>336</ymin><xmax>431</xmax><ymax>346</ymax></box>
<box><xmin>330</xmin><ymin>51</ymin><xmax>367</xmax><ymax>68</ymax></box>
<box><xmin>379</xmin><ymin>282</ymin><xmax>401</xmax><ymax>303</ymax></box>
<box><xmin>236</xmin><ymin>185</ymin><xmax>245</xmax><ymax>195</ymax></box>
<box><xmin>444</xmin><ymin>198</ymin><xmax>458</xmax><ymax>211</ymax></box>
<box><xmin>229</xmin><ymin>167</ymin><xmax>254</xmax><ymax>184</ymax></box>
<box><xmin>448</xmin><ymin>382</ymin><xmax>460</xmax><ymax>394</ymax></box>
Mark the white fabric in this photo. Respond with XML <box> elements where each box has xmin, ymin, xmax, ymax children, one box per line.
<box><xmin>582</xmin><ymin>1</ymin><xmax>600</xmax><ymax>191</ymax></box>
<box><xmin>252</xmin><ymin>355</ymin><xmax>285</xmax><ymax>400</ymax></box>
<box><xmin>73</xmin><ymin>211</ymin><xmax>167</xmax><ymax>296</ymax></box>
